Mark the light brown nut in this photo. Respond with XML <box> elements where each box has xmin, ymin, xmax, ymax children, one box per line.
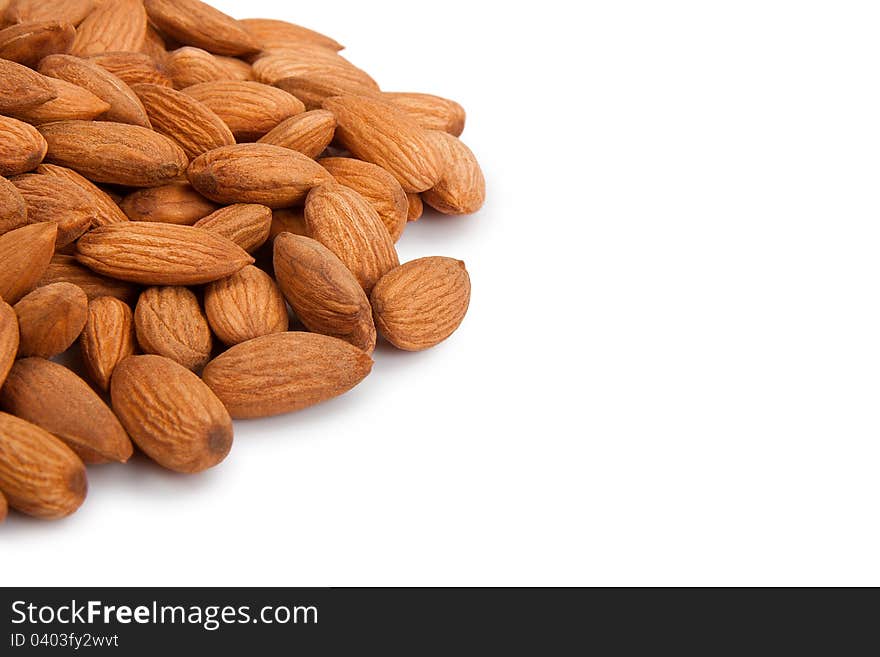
<box><xmin>269</xmin><ymin>208</ymin><xmax>307</xmax><ymax>240</ymax></box>
<box><xmin>0</xmin><ymin>222</ymin><xmax>57</xmax><ymax>304</ymax></box>
<box><xmin>39</xmin><ymin>120</ymin><xmax>189</xmax><ymax>187</ymax></box>
<box><xmin>143</xmin><ymin>0</ymin><xmax>258</xmax><ymax>56</ymax></box>
<box><xmin>0</xmin><ymin>358</ymin><xmax>133</xmax><ymax>464</ymax></box>
<box><xmin>0</xmin><ymin>20</ymin><xmax>75</xmax><ymax>67</ymax></box>
<box><xmin>0</xmin><ymin>300</ymin><xmax>18</xmax><ymax>390</ymax></box>
<box><xmin>371</xmin><ymin>257</ymin><xmax>471</xmax><ymax>351</ymax></box>
<box><xmin>421</xmin><ymin>131</ymin><xmax>486</xmax><ymax>215</ymax></box>
<box><xmin>5</xmin><ymin>0</ymin><xmax>96</xmax><ymax>26</ymax></box>
<box><xmin>14</xmin><ymin>282</ymin><xmax>88</xmax><ymax>358</ymax></box>
<box><xmin>0</xmin><ymin>412</ymin><xmax>87</xmax><ymax>519</ymax></box>
<box><xmin>111</xmin><ymin>354</ymin><xmax>232</xmax><ymax>473</ymax></box>
<box><xmin>323</xmin><ymin>95</ymin><xmax>442</xmax><ymax>193</ymax></box>
<box><xmin>0</xmin><ymin>58</ymin><xmax>56</xmax><ymax>113</ymax></box>
<box><xmin>187</xmin><ymin>143</ymin><xmax>334</xmax><ymax>208</ymax></box>
<box><xmin>273</xmin><ymin>233</ymin><xmax>375</xmax><ymax>353</ymax></box>
<box><xmin>0</xmin><ymin>175</ymin><xmax>28</xmax><ymax>236</ymax></box>
<box><xmin>304</xmin><ymin>183</ymin><xmax>399</xmax><ymax>293</ymax></box>
<box><xmin>382</xmin><ymin>92</ymin><xmax>466</xmax><ymax>137</ymax></box>
<box><xmin>139</xmin><ymin>25</ymin><xmax>168</xmax><ymax>64</ymax></box>
<box><xmin>258</xmin><ymin>110</ymin><xmax>336</xmax><ymax>159</ymax></box>
<box><xmin>239</xmin><ymin>18</ymin><xmax>343</xmax><ymax>52</ymax></box>
<box><xmin>215</xmin><ymin>55</ymin><xmax>253</xmax><ymax>81</ymax></box>
<box><xmin>0</xmin><ymin>490</ymin><xmax>6</xmax><ymax>523</ymax></box>
<box><xmin>204</xmin><ymin>265</ymin><xmax>288</xmax><ymax>347</ymax></box>
<box><xmin>253</xmin><ymin>50</ymin><xmax>377</xmax><ymax>89</ymax></box>
<box><xmin>35</xmin><ymin>164</ymin><xmax>129</xmax><ymax>226</ymax></box>
<box><xmin>164</xmin><ymin>46</ymin><xmax>232</xmax><ymax>89</ymax></box>
<box><xmin>76</xmin><ymin>222</ymin><xmax>254</xmax><ymax>286</ymax></box>
<box><xmin>202</xmin><ymin>332</ymin><xmax>373</xmax><ymax>419</ymax></box>
<box><xmin>134</xmin><ymin>286</ymin><xmax>212</xmax><ymax>371</ymax></box>
<box><xmin>319</xmin><ymin>157</ymin><xmax>408</xmax><ymax>242</ymax></box>
<box><xmin>9</xmin><ymin>76</ymin><xmax>110</xmax><ymax>124</ymax></box>
<box><xmin>10</xmin><ymin>174</ymin><xmax>97</xmax><ymax>247</ymax></box>
<box><xmin>119</xmin><ymin>183</ymin><xmax>217</xmax><ymax>225</ymax></box>
<box><xmin>71</xmin><ymin>0</ymin><xmax>147</xmax><ymax>56</ymax></box>
<box><xmin>87</xmin><ymin>51</ymin><xmax>173</xmax><ymax>88</ymax></box>
<box><xmin>80</xmin><ymin>296</ymin><xmax>136</xmax><ymax>392</ymax></box>
<box><xmin>406</xmin><ymin>192</ymin><xmax>423</xmax><ymax>221</ymax></box>
<box><xmin>0</xmin><ymin>115</ymin><xmax>48</xmax><ymax>176</ymax></box>
<box><xmin>274</xmin><ymin>74</ymin><xmax>378</xmax><ymax>111</ymax></box>
<box><xmin>38</xmin><ymin>254</ymin><xmax>137</xmax><ymax>302</ymax></box>
<box><xmin>193</xmin><ymin>204</ymin><xmax>272</xmax><ymax>253</ymax></box>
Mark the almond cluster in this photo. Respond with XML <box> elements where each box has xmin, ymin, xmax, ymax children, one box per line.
<box><xmin>0</xmin><ymin>0</ymin><xmax>485</xmax><ymax>522</ymax></box>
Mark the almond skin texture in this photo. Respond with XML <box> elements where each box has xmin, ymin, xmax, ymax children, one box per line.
<box><xmin>422</xmin><ymin>131</ymin><xmax>487</xmax><ymax>215</ymax></box>
<box><xmin>80</xmin><ymin>296</ymin><xmax>136</xmax><ymax>392</ymax></box>
<box><xmin>35</xmin><ymin>163</ymin><xmax>129</xmax><ymax>226</ymax></box>
<box><xmin>76</xmin><ymin>222</ymin><xmax>254</xmax><ymax>285</ymax></box>
<box><xmin>0</xmin><ymin>301</ymin><xmax>19</xmax><ymax>390</ymax></box>
<box><xmin>120</xmin><ymin>183</ymin><xmax>217</xmax><ymax>225</ymax></box>
<box><xmin>259</xmin><ymin>109</ymin><xmax>336</xmax><ymax>159</ymax></box>
<box><xmin>14</xmin><ymin>282</ymin><xmax>88</xmax><ymax>358</ymax></box>
<box><xmin>0</xmin><ymin>412</ymin><xmax>87</xmax><ymax>519</ymax></box>
<box><xmin>38</xmin><ymin>254</ymin><xmax>137</xmax><ymax>302</ymax></box>
<box><xmin>273</xmin><ymin>233</ymin><xmax>376</xmax><ymax>353</ymax></box>
<box><xmin>253</xmin><ymin>50</ymin><xmax>378</xmax><ymax>90</ymax></box>
<box><xmin>88</xmin><ymin>52</ymin><xmax>173</xmax><ymax>88</ymax></box>
<box><xmin>11</xmin><ymin>174</ymin><xmax>97</xmax><ymax>247</ymax></box>
<box><xmin>164</xmin><ymin>46</ymin><xmax>234</xmax><ymax>89</ymax></box>
<box><xmin>193</xmin><ymin>204</ymin><xmax>272</xmax><ymax>253</ymax></box>
<box><xmin>0</xmin><ymin>21</ymin><xmax>75</xmax><ymax>67</ymax></box>
<box><xmin>270</xmin><ymin>208</ymin><xmax>307</xmax><ymax>240</ymax></box>
<box><xmin>0</xmin><ymin>491</ymin><xmax>6</xmax><ymax>524</ymax></box>
<box><xmin>202</xmin><ymin>332</ymin><xmax>374</xmax><ymax>419</ymax></box>
<box><xmin>0</xmin><ymin>222</ymin><xmax>57</xmax><ymax>304</ymax></box>
<box><xmin>0</xmin><ymin>115</ymin><xmax>48</xmax><ymax>176</ymax></box>
<box><xmin>274</xmin><ymin>74</ymin><xmax>378</xmax><ymax>111</ymax></box>
<box><xmin>304</xmin><ymin>183</ymin><xmax>399</xmax><ymax>293</ymax></box>
<box><xmin>0</xmin><ymin>59</ymin><xmax>56</xmax><ymax>114</ymax></box>
<box><xmin>239</xmin><ymin>18</ymin><xmax>343</xmax><ymax>52</ymax></box>
<box><xmin>39</xmin><ymin>120</ymin><xmax>189</xmax><ymax>187</ymax></box>
<box><xmin>5</xmin><ymin>0</ymin><xmax>96</xmax><ymax>26</ymax></box>
<box><xmin>71</xmin><ymin>0</ymin><xmax>147</xmax><ymax>56</ymax></box>
<box><xmin>382</xmin><ymin>92</ymin><xmax>466</xmax><ymax>137</ymax></box>
<box><xmin>0</xmin><ymin>358</ymin><xmax>133</xmax><ymax>464</ymax></box>
<box><xmin>10</xmin><ymin>76</ymin><xmax>110</xmax><ymax>124</ymax></box>
<box><xmin>406</xmin><ymin>192</ymin><xmax>424</xmax><ymax>221</ymax></box>
<box><xmin>371</xmin><ymin>257</ymin><xmax>471</xmax><ymax>351</ymax></box>
<box><xmin>135</xmin><ymin>286</ymin><xmax>213</xmax><ymax>371</ymax></box>
<box><xmin>187</xmin><ymin>143</ymin><xmax>335</xmax><ymax>208</ymax></box>
<box><xmin>143</xmin><ymin>0</ymin><xmax>258</xmax><ymax>56</ymax></box>
<box><xmin>322</xmin><ymin>95</ymin><xmax>443</xmax><ymax>193</ymax></box>
<box><xmin>204</xmin><ymin>265</ymin><xmax>289</xmax><ymax>347</ymax></box>
<box><xmin>0</xmin><ymin>175</ymin><xmax>28</xmax><ymax>235</ymax></box>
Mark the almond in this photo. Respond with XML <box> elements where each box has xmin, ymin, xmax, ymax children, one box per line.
<box><xmin>0</xmin><ymin>175</ymin><xmax>28</xmax><ymax>236</ymax></box>
<box><xmin>193</xmin><ymin>203</ymin><xmax>272</xmax><ymax>253</ymax></box>
<box><xmin>421</xmin><ymin>131</ymin><xmax>486</xmax><ymax>215</ymax></box>
<box><xmin>273</xmin><ymin>233</ymin><xmax>376</xmax><ymax>353</ymax></box>
<box><xmin>164</xmin><ymin>46</ymin><xmax>233</xmax><ymax>89</ymax></box>
<box><xmin>202</xmin><ymin>332</ymin><xmax>373</xmax><ymax>419</ymax></box>
<box><xmin>143</xmin><ymin>0</ymin><xmax>258</xmax><ymax>56</ymax></box>
<box><xmin>253</xmin><ymin>50</ymin><xmax>377</xmax><ymax>89</ymax></box>
<box><xmin>140</xmin><ymin>25</ymin><xmax>168</xmax><ymax>64</ymax></box>
<box><xmin>11</xmin><ymin>174</ymin><xmax>97</xmax><ymax>247</ymax></box>
<box><xmin>71</xmin><ymin>0</ymin><xmax>147</xmax><ymax>56</ymax></box>
<box><xmin>258</xmin><ymin>109</ymin><xmax>336</xmax><ymax>159</ymax></box>
<box><xmin>10</xmin><ymin>76</ymin><xmax>111</xmax><ymax>124</ymax></box>
<box><xmin>38</xmin><ymin>254</ymin><xmax>137</xmax><ymax>302</ymax></box>
<box><xmin>406</xmin><ymin>192</ymin><xmax>423</xmax><ymax>221</ymax></box>
<box><xmin>382</xmin><ymin>92</ymin><xmax>466</xmax><ymax>137</ymax></box>
<box><xmin>269</xmin><ymin>208</ymin><xmax>307</xmax><ymax>240</ymax></box>
<box><xmin>39</xmin><ymin>120</ymin><xmax>189</xmax><ymax>187</ymax></box>
<box><xmin>0</xmin><ymin>491</ymin><xmax>6</xmax><ymax>523</ymax></box>
<box><xmin>204</xmin><ymin>265</ymin><xmax>289</xmax><ymax>347</ymax></box>
<box><xmin>239</xmin><ymin>18</ymin><xmax>343</xmax><ymax>52</ymax></box>
<box><xmin>79</xmin><ymin>296</ymin><xmax>136</xmax><ymax>392</ymax></box>
<box><xmin>371</xmin><ymin>257</ymin><xmax>471</xmax><ymax>351</ymax></box>
<box><xmin>5</xmin><ymin>0</ymin><xmax>96</xmax><ymax>27</ymax></box>
<box><xmin>14</xmin><ymin>282</ymin><xmax>88</xmax><ymax>358</ymax></box>
<box><xmin>88</xmin><ymin>51</ymin><xmax>173</xmax><ymax>88</ymax></box>
<box><xmin>0</xmin><ymin>358</ymin><xmax>133</xmax><ymax>464</ymax></box>
<box><xmin>134</xmin><ymin>286</ymin><xmax>212</xmax><ymax>370</ymax></box>
<box><xmin>0</xmin><ymin>300</ymin><xmax>18</xmax><ymax>389</ymax></box>
<box><xmin>35</xmin><ymin>163</ymin><xmax>129</xmax><ymax>226</ymax></box>
<box><xmin>111</xmin><ymin>354</ymin><xmax>233</xmax><ymax>473</ymax></box>
<box><xmin>0</xmin><ymin>58</ymin><xmax>56</xmax><ymax>113</ymax></box>
<box><xmin>274</xmin><ymin>74</ymin><xmax>378</xmax><ymax>111</ymax></box>
<box><xmin>187</xmin><ymin>143</ymin><xmax>334</xmax><ymax>208</ymax></box>
<box><xmin>0</xmin><ymin>20</ymin><xmax>76</xmax><ymax>67</ymax></box>
<box><xmin>0</xmin><ymin>115</ymin><xmax>48</xmax><ymax>176</ymax></box>
<box><xmin>0</xmin><ymin>412</ymin><xmax>87</xmax><ymax>519</ymax></box>
<box><xmin>0</xmin><ymin>222</ymin><xmax>57</xmax><ymax>304</ymax></box>
<box><xmin>304</xmin><ymin>182</ymin><xmax>399</xmax><ymax>293</ymax></box>
<box><xmin>120</xmin><ymin>182</ymin><xmax>217</xmax><ymax>225</ymax></box>
<box><xmin>215</xmin><ymin>55</ymin><xmax>253</xmax><ymax>81</ymax></box>
<box><xmin>323</xmin><ymin>95</ymin><xmax>443</xmax><ymax>193</ymax></box>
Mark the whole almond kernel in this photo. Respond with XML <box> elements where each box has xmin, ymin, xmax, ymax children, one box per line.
<box><xmin>0</xmin><ymin>412</ymin><xmax>87</xmax><ymax>519</ymax></box>
<box><xmin>274</xmin><ymin>74</ymin><xmax>379</xmax><ymax>112</ymax></box>
<box><xmin>0</xmin><ymin>59</ymin><xmax>56</xmax><ymax>114</ymax></box>
<box><xmin>35</xmin><ymin>164</ymin><xmax>129</xmax><ymax>226</ymax></box>
<box><xmin>239</xmin><ymin>18</ymin><xmax>343</xmax><ymax>52</ymax></box>
<box><xmin>382</xmin><ymin>92</ymin><xmax>466</xmax><ymax>137</ymax></box>
<box><xmin>120</xmin><ymin>183</ymin><xmax>217</xmax><ymax>225</ymax></box>
<box><xmin>111</xmin><ymin>354</ymin><xmax>233</xmax><ymax>474</ymax></box>
<box><xmin>422</xmin><ymin>131</ymin><xmax>486</xmax><ymax>215</ymax></box>
<box><xmin>14</xmin><ymin>282</ymin><xmax>88</xmax><ymax>359</ymax></box>
<box><xmin>0</xmin><ymin>21</ymin><xmax>76</xmax><ymax>67</ymax></box>
<box><xmin>259</xmin><ymin>109</ymin><xmax>336</xmax><ymax>159</ymax></box>
<box><xmin>269</xmin><ymin>208</ymin><xmax>307</xmax><ymax>241</ymax></box>
<box><xmin>11</xmin><ymin>174</ymin><xmax>97</xmax><ymax>247</ymax></box>
<box><xmin>193</xmin><ymin>204</ymin><xmax>272</xmax><ymax>253</ymax></box>
<box><xmin>273</xmin><ymin>233</ymin><xmax>376</xmax><ymax>353</ymax></box>
<box><xmin>71</xmin><ymin>0</ymin><xmax>147</xmax><ymax>57</ymax></box>
<box><xmin>5</xmin><ymin>0</ymin><xmax>96</xmax><ymax>27</ymax></box>
<box><xmin>164</xmin><ymin>46</ymin><xmax>234</xmax><ymax>89</ymax></box>
<box><xmin>135</xmin><ymin>286</ymin><xmax>212</xmax><ymax>371</ymax></box>
<box><xmin>76</xmin><ymin>222</ymin><xmax>254</xmax><ymax>286</ymax></box>
<box><xmin>253</xmin><ymin>50</ymin><xmax>377</xmax><ymax>90</ymax></box>
<box><xmin>371</xmin><ymin>257</ymin><xmax>471</xmax><ymax>352</ymax></box>
<box><xmin>140</xmin><ymin>25</ymin><xmax>168</xmax><ymax>64</ymax></box>
<box><xmin>204</xmin><ymin>265</ymin><xmax>289</xmax><ymax>347</ymax></box>
<box><xmin>0</xmin><ymin>358</ymin><xmax>133</xmax><ymax>464</ymax></box>
<box><xmin>0</xmin><ymin>491</ymin><xmax>6</xmax><ymax>523</ymax></box>
<box><xmin>143</xmin><ymin>0</ymin><xmax>259</xmax><ymax>57</ymax></box>
<box><xmin>202</xmin><ymin>332</ymin><xmax>374</xmax><ymax>419</ymax></box>
<box><xmin>0</xmin><ymin>222</ymin><xmax>57</xmax><ymax>304</ymax></box>
<box><xmin>214</xmin><ymin>55</ymin><xmax>254</xmax><ymax>81</ymax></box>
<box><xmin>0</xmin><ymin>176</ymin><xmax>28</xmax><ymax>236</ymax></box>
<box><xmin>88</xmin><ymin>52</ymin><xmax>174</xmax><ymax>88</ymax></box>
<box><xmin>0</xmin><ymin>115</ymin><xmax>48</xmax><ymax>177</ymax></box>
<box><xmin>0</xmin><ymin>301</ymin><xmax>19</xmax><ymax>390</ymax></box>
<box><xmin>406</xmin><ymin>192</ymin><xmax>423</xmax><ymax>221</ymax></box>
<box><xmin>38</xmin><ymin>254</ymin><xmax>137</xmax><ymax>303</ymax></box>
<box><xmin>10</xmin><ymin>76</ymin><xmax>110</xmax><ymax>124</ymax></box>
<box><xmin>80</xmin><ymin>296</ymin><xmax>136</xmax><ymax>392</ymax></box>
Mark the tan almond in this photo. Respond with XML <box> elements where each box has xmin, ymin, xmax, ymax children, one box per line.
<box><xmin>0</xmin><ymin>301</ymin><xmax>18</xmax><ymax>390</ymax></box>
<box><xmin>258</xmin><ymin>109</ymin><xmax>336</xmax><ymax>159</ymax></box>
<box><xmin>143</xmin><ymin>0</ymin><xmax>258</xmax><ymax>56</ymax></box>
<box><xmin>71</xmin><ymin>0</ymin><xmax>147</xmax><ymax>56</ymax></box>
<box><xmin>274</xmin><ymin>74</ymin><xmax>378</xmax><ymax>111</ymax></box>
<box><xmin>10</xmin><ymin>75</ymin><xmax>111</xmax><ymax>124</ymax></box>
<box><xmin>0</xmin><ymin>222</ymin><xmax>57</xmax><ymax>304</ymax></box>
<box><xmin>111</xmin><ymin>354</ymin><xmax>233</xmax><ymax>473</ymax></box>
<box><xmin>35</xmin><ymin>163</ymin><xmax>129</xmax><ymax>226</ymax></box>
<box><xmin>371</xmin><ymin>257</ymin><xmax>471</xmax><ymax>351</ymax></box>
<box><xmin>204</xmin><ymin>265</ymin><xmax>288</xmax><ymax>347</ymax></box>
<box><xmin>11</xmin><ymin>174</ymin><xmax>97</xmax><ymax>247</ymax></box>
<box><xmin>239</xmin><ymin>18</ymin><xmax>343</xmax><ymax>52</ymax></box>
<box><xmin>0</xmin><ymin>490</ymin><xmax>6</xmax><ymax>523</ymax></box>
<box><xmin>164</xmin><ymin>46</ymin><xmax>233</xmax><ymax>89</ymax></box>
<box><xmin>382</xmin><ymin>92</ymin><xmax>466</xmax><ymax>137</ymax></box>
<box><xmin>0</xmin><ymin>115</ymin><xmax>48</xmax><ymax>176</ymax></box>
<box><xmin>0</xmin><ymin>58</ymin><xmax>56</xmax><ymax>113</ymax></box>
<box><xmin>253</xmin><ymin>49</ymin><xmax>377</xmax><ymax>89</ymax></box>
<box><xmin>38</xmin><ymin>254</ymin><xmax>137</xmax><ymax>302</ymax></box>
<box><xmin>134</xmin><ymin>286</ymin><xmax>212</xmax><ymax>371</ymax></box>
<box><xmin>273</xmin><ymin>233</ymin><xmax>376</xmax><ymax>353</ymax></box>
<box><xmin>0</xmin><ymin>20</ymin><xmax>75</xmax><ymax>67</ymax></box>
<box><xmin>88</xmin><ymin>51</ymin><xmax>173</xmax><ymax>88</ymax></box>
<box><xmin>139</xmin><ymin>24</ymin><xmax>168</xmax><ymax>64</ymax></box>
<box><xmin>80</xmin><ymin>296</ymin><xmax>136</xmax><ymax>392</ymax></box>
<box><xmin>5</xmin><ymin>0</ymin><xmax>96</xmax><ymax>27</ymax></box>
<box><xmin>269</xmin><ymin>208</ymin><xmax>307</xmax><ymax>240</ymax></box>
<box><xmin>0</xmin><ymin>175</ymin><xmax>28</xmax><ymax>236</ymax></box>
<box><xmin>422</xmin><ymin>131</ymin><xmax>486</xmax><ymax>215</ymax></box>
<box><xmin>406</xmin><ymin>192</ymin><xmax>423</xmax><ymax>221</ymax></box>
<box><xmin>215</xmin><ymin>55</ymin><xmax>253</xmax><ymax>81</ymax></box>
<box><xmin>14</xmin><ymin>282</ymin><xmax>88</xmax><ymax>358</ymax></box>
<box><xmin>120</xmin><ymin>182</ymin><xmax>217</xmax><ymax>225</ymax></box>
<box><xmin>193</xmin><ymin>203</ymin><xmax>272</xmax><ymax>253</ymax></box>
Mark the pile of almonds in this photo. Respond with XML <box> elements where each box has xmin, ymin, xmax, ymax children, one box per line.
<box><xmin>0</xmin><ymin>0</ymin><xmax>485</xmax><ymax>522</ymax></box>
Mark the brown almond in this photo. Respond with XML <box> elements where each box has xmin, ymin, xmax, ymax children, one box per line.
<box><xmin>120</xmin><ymin>182</ymin><xmax>217</xmax><ymax>225</ymax></box>
<box><xmin>80</xmin><ymin>296</ymin><xmax>136</xmax><ymax>392</ymax></box>
<box><xmin>10</xmin><ymin>75</ymin><xmax>111</xmax><ymax>124</ymax></box>
<box><xmin>77</xmin><ymin>222</ymin><xmax>254</xmax><ymax>286</ymax></box>
<box><xmin>111</xmin><ymin>354</ymin><xmax>233</xmax><ymax>473</ymax></box>
<box><xmin>215</xmin><ymin>55</ymin><xmax>253</xmax><ymax>81</ymax></box>
<box><xmin>88</xmin><ymin>51</ymin><xmax>173</xmax><ymax>88</ymax></box>
<box><xmin>0</xmin><ymin>222</ymin><xmax>57</xmax><ymax>304</ymax></box>
<box><xmin>139</xmin><ymin>24</ymin><xmax>168</xmax><ymax>63</ymax></box>
<box><xmin>0</xmin><ymin>490</ymin><xmax>6</xmax><ymax>523</ymax></box>
<box><xmin>421</xmin><ymin>131</ymin><xmax>486</xmax><ymax>215</ymax></box>
<box><xmin>134</xmin><ymin>286</ymin><xmax>212</xmax><ymax>371</ymax></box>
<box><xmin>39</xmin><ymin>120</ymin><xmax>188</xmax><ymax>187</ymax></box>
<box><xmin>143</xmin><ymin>0</ymin><xmax>258</xmax><ymax>56</ymax></box>
<box><xmin>164</xmin><ymin>46</ymin><xmax>232</xmax><ymax>89</ymax></box>
<box><xmin>14</xmin><ymin>282</ymin><xmax>88</xmax><ymax>358</ymax></box>
<box><xmin>0</xmin><ymin>115</ymin><xmax>48</xmax><ymax>176</ymax></box>
<box><xmin>269</xmin><ymin>208</ymin><xmax>307</xmax><ymax>240</ymax></box>
<box><xmin>239</xmin><ymin>18</ymin><xmax>343</xmax><ymax>52</ymax></box>
<box><xmin>371</xmin><ymin>257</ymin><xmax>471</xmax><ymax>351</ymax></box>
<box><xmin>304</xmin><ymin>182</ymin><xmax>399</xmax><ymax>293</ymax></box>
<box><xmin>204</xmin><ymin>265</ymin><xmax>288</xmax><ymax>347</ymax></box>
<box><xmin>0</xmin><ymin>301</ymin><xmax>18</xmax><ymax>390</ymax></box>
<box><xmin>382</xmin><ymin>92</ymin><xmax>466</xmax><ymax>137</ymax></box>
<box><xmin>274</xmin><ymin>74</ymin><xmax>378</xmax><ymax>111</ymax></box>
<box><xmin>187</xmin><ymin>143</ymin><xmax>334</xmax><ymax>208</ymax></box>
<box><xmin>0</xmin><ymin>412</ymin><xmax>87</xmax><ymax>519</ymax></box>
<box><xmin>5</xmin><ymin>0</ymin><xmax>96</xmax><ymax>27</ymax></box>
<box><xmin>202</xmin><ymin>332</ymin><xmax>373</xmax><ymax>419</ymax></box>
<box><xmin>11</xmin><ymin>174</ymin><xmax>97</xmax><ymax>247</ymax></box>
<box><xmin>407</xmin><ymin>192</ymin><xmax>423</xmax><ymax>221</ymax></box>
<box><xmin>71</xmin><ymin>0</ymin><xmax>146</xmax><ymax>56</ymax></box>
<box><xmin>0</xmin><ymin>58</ymin><xmax>56</xmax><ymax>113</ymax></box>
<box><xmin>38</xmin><ymin>254</ymin><xmax>137</xmax><ymax>302</ymax></box>
<box><xmin>273</xmin><ymin>233</ymin><xmax>376</xmax><ymax>353</ymax></box>
<box><xmin>0</xmin><ymin>358</ymin><xmax>133</xmax><ymax>464</ymax></box>
<box><xmin>259</xmin><ymin>109</ymin><xmax>336</xmax><ymax>159</ymax></box>
<box><xmin>35</xmin><ymin>163</ymin><xmax>129</xmax><ymax>226</ymax></box>
<box><xmin>0</xmin><ymin>175</ymin><xmax>28</xmax><ymax>236</ymax></box>
<box><xmin>0</xmin><ymin>21</ymin><xmax>75</xmax><ymax>67</ymax></box>
<box><xmin>193</xmin><ymin>203</ymin><xmax>272</xmax><ymax>253</ymax></box>
<box><xmin>253</xmin><ymin>50</ymin><xmax>377</xmax><ymax>89</ymax></box>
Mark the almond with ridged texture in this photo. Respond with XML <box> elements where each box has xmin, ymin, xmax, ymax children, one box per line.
<box><xmin>270</xmin><ymin>208</ymin><xmax>307</xmax><ymax>240</ymax></box>
<box><xmin>76</xmin><ymin>222</ymin><xmax>254</xmax><ymax>285</ymax></box>
<box><xmin>139</xmin><ymin>25</ymin><xmax>168</xmax><ymax>64</ymax></box>
<box><xmin>35</xmin><ymin>164</ymin><xmax>129</xmax><ymax>226</ymax></box>
<box><xmin>304</xmin><ymin>183</ymin><xmax>399</xmax><ymax>293</ymax></box>
<box><xmin>164</xmin><ymin>46</ymin><xmax>234</xmax><ymax>89</ymax></box>
<box><xmin>0</xmin><ymin>301</ymin><xmax>18</xmax><ymax>389</ymax></box>
<box><xmin>132</xmin><ymin>83</ymin><xmax>235</xmax><ymax>160</ymax></box>
<box><xmin>422</xmin><ymin>131</ymin><xmax>486</xmax><ymax>215</ymax></box>
<box><xmin>193</xmin><ymin>204</ymin><xmax>272</xmax><ymax>253</ymax></box>
<box><xmin>371</xmin><ymin>257</ymin><xmax>471</xmax><ymax>351</ymax></box>
<box><xmin>273</xmin><ymin>233</ymin><xmax>375</xmax><ymax>353</ymax></box>
<box><xmin>187</xmin><ymin>143</ymin><xmax>334</xmax><ymax>208</ymax></box>
<box><xmin>382</xmin><ymin>92</ymin><xmax>466</xmax><ymax>137</ymax></box>
<box><xmin>0</xmin><ymin>222</ymin><xmax>57</xmax><ymax>304</ymax></box>
<box><xmin>0</xmin><ymin>115</ymin><xmax>48</xmax><ymax>176</ymax></box>
<box><xmin>0</xmin><ymin>358</ymin><xmax>133</xmax><ymax>464</ymax></box>
<box><xmin>39</xmin><ymin>120</ymin><xmax>188</xmax><ymax>187</ymax></box>
<box><xmin>259</xmin><ymin>110</ymin><xmax>336</xmax><ymax>159</ymax></box>
<box><xmin>11</xmin><ymin>174</ymin><xmax>96</xmax><ymax>247</ymax></box>
<box><xmin>204</xmin><ymin>266</ymin><xmax>288</xmax><ymax>347</ymax></box>
<box><xmin>135</xmin><ymin>286</ymin><xmax>212</xmax><ymax>371</ymax></box>
<box><xmin>239</xmin><ymin>18</ymin><xmax>343</xmax><ymax>52</ymax></box>
<box><xmin>406</xmin><ymin>193</ymin><xmax>423</xmax><ymax>221</ymax></box>
<box><xmin>111</xmin><ymin>355</ymin><xmax>233</xmax><ymax>473</ymax></box>
<box><xmin>319</xmin><ymin>157</ymin><xmax>408</xmax><ymax>242</ymax></box>
<box><xmin>0</xmin><ymin>491</ymin><xmax>6</xmax><ymax>523</ymax></box>
<box><xmin>80</xmin><ymin>296</ymin><xmax>136</xmax><ymax>392</ymax></box>
<box><xmin>14</xmin><ymin>282</ymin><xmax>88</xmax><ymax>358</ymax></box>
<box><xmin>274</xmin><ymin>74</ymin><xmax>378</xmax><ymax>111</ymax></box>
<box><xmin>88</xmin><ymin>52</ymin><xmax>173</xmax><ymax>88</ymax></box>
<box><xmin>202</xmin><ymin>332</ymin><xmax>373</xmax><ymax>419</ymax></box>
<box><xmin>38</xmin><ymin>254</ymin><xmax>137</xmax><ymax>302</ymax></box>
<box><xmin>143</xmin><ymin>0</ymin><xmax>258</xmax><ymax>56</ymax></box>
<box><xmin>0</xmin><ymin>412</ymin><xmax>86</xmax><ymax>519</ymax></box>
<box><xmin>5</xmin><ymin>0</ymin><xmax>96</xmax><ymax>26</ymax></box>
<box><xmin>323</xmin><ymin>95</ymin><xmax>442</xmax><ymax>193</ymax></box>
<box><xmin>0</xmin><ymin>21</ymin><xmax>75</xmax><ymax>67</ymax></box>
<box><xmin>0</xmin><ymin>176</ymin><xmax>27</xmax><ymax>236</ymax></box>
<box><xmin>10</xmin><ymin>76</ymin><xmax>110</xmax><ymax>124</ymax></box>
<box><xmin>215</xmin><ymin>55</ymin><xmax>253</xmax><ymax>81</ymax></box>
<box><xmin>71</xmin><ymin>0</ymin><xmax>147</xmax><ymax>56</ymax></box>
<box><xmin>253</xmin><ymin>50</ymin><xmax>377</xmax><ymax>89</ymax></box>
<box><xmin>0</xmin><ymin>59</ymin><xmax>55</xmax><ymax>113</ymax></box>
<box><xmin>120</xmin><ymin>183</ymin><xmax>217</xmax><ymax>225</ymax></box>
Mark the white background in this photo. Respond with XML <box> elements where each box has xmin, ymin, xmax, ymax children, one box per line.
<box><xmin>5</xmin><ymin>0</ymin><xmax>880</xmax><ymax>586</ymax></box>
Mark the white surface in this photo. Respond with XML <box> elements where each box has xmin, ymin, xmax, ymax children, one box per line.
<box><xmin>5</xmin><ymin>0</ymin><xmax>880</xmax><ymax>586</ymax></box>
